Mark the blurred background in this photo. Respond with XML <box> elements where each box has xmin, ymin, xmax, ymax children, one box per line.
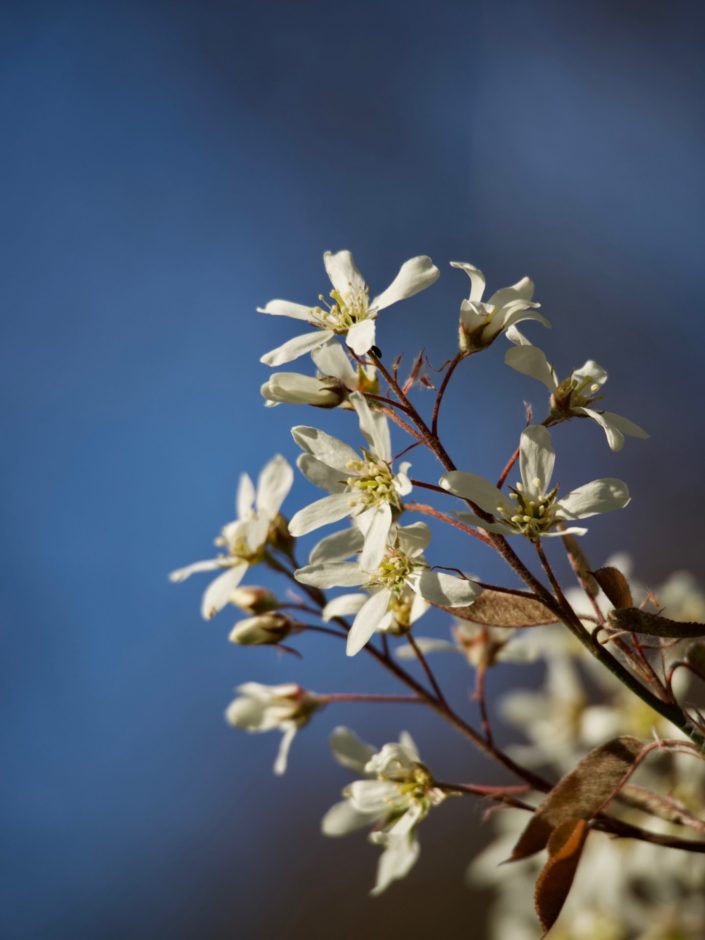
<box><xmin>3</xmin><ymin>0</ymin><xmax>705</xmax><ymax>937</ymax></box>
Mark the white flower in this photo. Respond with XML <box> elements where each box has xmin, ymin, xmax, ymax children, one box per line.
<box><xmin>169</xmin><ymin>455</ymin><xmax>294</xmax><ymax>619</ymax></box>
<box><xmin>505</xmin><ymin>344</ymin><xmax>649</xmax><ymax>451</ymax></box>
<box><xmin>261</xmin><ymin>343</ymin><xmax>377</xmax><ymax>408</ymax></box>
<box><xmin>296</xmin><ymin>522</ymin><xmax>480</xmax><ymax>656</ymax></box>
<box><xmin>451</xmin><ymin>261</ymin><xmax>549</xmax><ymax>352</ymax></box>
<box><xmin>321</xmin><ymin>727</ymin><xmax>447</xmax><ymax>895</ymax></box>
<box><xmin>441</xmin><ymin>425</ymin><xmax>630</xmax><ymax>540</ymax></box>
<box><xmin>288</xmin><ymin>392</ymin><xmax>411</xmax><ymax>571</ymax></box>
<box><xmin>259</xmin><ymin>249</ymin><xmax>440</xmax><ymax>365</ymax></box>
<box><xmin>225</xmin><ymin>682</ymin><xmax>320</xmax><ymax>775</ymax></box>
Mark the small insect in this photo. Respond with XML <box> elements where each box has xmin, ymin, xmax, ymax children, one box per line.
<box><xmin>370</xmin><ymin>345</ymin><xmax>383</xmax><ymax>358</ymax></box>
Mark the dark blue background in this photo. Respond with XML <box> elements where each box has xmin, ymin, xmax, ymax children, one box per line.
<box><xmin>3</xmin><ymin>1</ymin><xmax>705</xmax><ymax>937</ymax></box>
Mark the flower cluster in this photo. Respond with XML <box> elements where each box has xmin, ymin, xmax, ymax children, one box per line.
<box><xmin>170</xmin><ymin>246</ymin><xmax>705</xmax><ymax>934</ymax></box>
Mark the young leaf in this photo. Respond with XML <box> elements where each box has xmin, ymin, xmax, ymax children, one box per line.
<box><xmin>453</xmin><ymin>590</ymin><xmax>557</xmax><ymax>629</ymax></box>
<box><xmin>608</xmin><ymin>608</ymin><xmax>705</xmax><ymax>639</ymax></box>
<box><xmin>508</xmin><ymin>736</ymin><xmax>643</xmax><ymax>861</ymax></box>
<box><xmin>534</xmin><ymin>818</ymin><xmax>589</xmax><ymax>936</ymax></box>
<box><xmin>591</xmin><ymin>565</ymin><xmax>634</xmax><ymax>609</ymax></box>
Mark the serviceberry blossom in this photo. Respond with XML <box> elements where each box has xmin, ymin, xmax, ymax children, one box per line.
<box><xmin>296</xmin><ymin>522</ymin><xmax>480</xmax><ymax>655</ymax></box>
<box><xmin>288</xmin><ymin>392</ymin><xmax>411</xmax><ymax>571</ymax></box>
<box><xmin>261</xmin><ymin>344</ymin><xmax>377</xmax><ymax>408</ymax></box>
<box><xmin>225</xmin><ymin>682</ymin><xmax>321</xmax><ymax>775</ymax></box>
<box><xmin>321</xmin><ymin>727</ymin><xmax>447</xmax><ymax>895</ymax></box>
<box><xmin>451</xmin><ymin>261</ymin><xmax>549</xmax><ymax>352</ymax></box>
<box><xmin>259</xmin><ymin>249</ymin><xmax>440</xmax><ymax>365</ymax></box>
<box><xmin>505</xmin><ymin>344</ymin><xmax>649</xmax><ymax>451</ymax></box>
<box><xmin>169</xmin><ymin>455</ymin><xmax>293</xmax><ymax>619</ymax></box>
<box><xmin>441</xmin><ymin>425</ymin><xmax>630</xmax><ymax>540</ymax></box>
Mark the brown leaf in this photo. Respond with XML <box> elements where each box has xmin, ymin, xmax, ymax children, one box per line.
<box><xmin>608</xmin><ymin>608</ymin><xmax>705</xmax><ymax>639</ymax></box>
<box><xmin>508</xmin><ymin>736</ymin><xmax>643</xmax><ymax>861</ymax></box>
<box><xmin>592</xmin><ymin>566</ymin><xmax>634</xmax><ymax>609</ymax></box>
<box><xmin>453</xmin><ymin>590</ymin><xmax>558</xmax><ymax>629</ymax></box>
<box><xmin>534</xmin><ymin>818</ymin><xmax>589</xmax><ymax>936</ymax></box>
<box><xmin>686</xmin><ymin>642</ymin><xmax>705</xmax><ymax>681</ymax></box>
<box><xmin>562</xmin><ymin>533</ymin><xmax>599</xmax><ymax>597</ymax></box>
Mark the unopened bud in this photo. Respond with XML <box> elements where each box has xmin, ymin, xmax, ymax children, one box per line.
<box><xmin>269</xmin><ymin>513</ymin><xmax>296</xmax><ymax>554</ymax></box>
<box><xmin>229</xmin><ymin>614</ymin><xmax>293</xmax><ymax>646</ymax></box>
<box><xmin>261</xmin><ymin>373</ymin><xmax>345</xmax><ymax>408</ymax></box>
<box><xmin>230</xmin><ymin>586</ymin><xmax>280</xmax><ymax>615</ymax></box>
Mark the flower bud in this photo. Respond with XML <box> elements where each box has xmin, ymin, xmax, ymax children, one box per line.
<box><xmin>261</xmin><ymin>373</ymin><xmax>346</xmax><ymax>408</ymax></box>
<box><xmin>229</xmin><ymin>613</ymin><xmax>293</xmax><ymax>646</ymax></box>
<box><xmin>230</xmin><ymin>586</ymin><xmax>280</xmax><ymax>615</ymax></box>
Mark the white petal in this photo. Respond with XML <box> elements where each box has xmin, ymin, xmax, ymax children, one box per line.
<box><xmin>201</xmin><ymin>564</ymin><xmax>247</xmax><ymax>619</ymax></box>
<box><xmin>360</xmin><ymin>504</ymin><xmax>392</xmax><ymax>571</ymax></box>
<box><xmin>572</xmin><ymin>359</ymin><xmax>608</xmax><ymax>387</ymax></box>
<box><xmin>459</xmin><ymin>300</ymin><xmax>489</xmax><ymax>333</ymax></box>
<box><xmin>418</xmin><ymin>570</ymin><xmax>480</xmax><ymax>607</ymax></box>
<box><xmin>454</xmin><ymin>510</ymin><xmax>514</xmax><ymax>535</ymax></box>
<box><xmin>273</xmin><ymin>724</ymin><xmax>297</xmax><ymax>775</ymax></box>
<box><xmin>557</xmin><ymin>478</ymin><xmax>631</xmax><ymax>519</ymax></box>
<box><xmin>289</xmin><ymin>492</ymin><xmax>354</xmax><ymax>536</ymax></box>
<box><xmin>292</xmin><ymin>425</ymin><xmax>359</xmax><ymax>471</ymax></box>
<box><xmin>583</xmin><ymin>408</ymin><xmax>648</xmax><ymax>452</ymax></box>
<box><xmin>297</xmin><ymin>454</ymin><xmax>346</xmax><ymax>493</ymax></box>
<box><xmin>370</xmin><ymin>835</ymin><xmax>420</xmax><ymax>896</ymax></box>
<box><xmin>169</xmin><ymin>558</ymin><xmax>221</xmax><ymax>582</ymax></box>
<box><xmin>348</xmin><ymin>779</ymin><xmax>399</xmax><ymax>814</ymax></box>
<box><xmin>409</xmin><ymin>591</ymin><xmax>430</xmax><ymax>623</ymax></box>
<box><xmin>346</xmin><ymin>319</ymin><xmax>376</xmax><ymax>357</ymax></box>
<box><xmin>312</xmin><ymin>342</ymin><xmax>357</xmax><ymax>386</ymax></box>
<box><xmin>256</xmin><ymin>454</ymin><xmax>293</xmax><ymax>519</ymax></box>
<box><xmin>295</xmin><ymin>562</ymin><xmax>365</xmax><ymax>589</ymax></box>
<box><xmin>321</xmin><ymin>800</ymin><xmax>378</xmax><ymax>836</ymax></box>
<box><xmin>322</xmin><ymin>593</ymin><xmax>368</xmax><ymax>620</ymax></box>
<box><xmin>310</xmin><ymin>527</ymin><xmax>363</xmax><ymax>564</ymax></box>
<box><xmin>324</xmin><ymin>249</ymin><xmax>366</xmax><ymax>295</ymax></box>
<box><xmin>440</xmin><ymin>471</ymin><xmax>511</xmax><ymax>516</ymax></box>
<box><xmin>260</xmin><ymin>330</ymin><xmax>334</xmax><ymax>367</ymax></box>
<box><xmin>519</xmin><ymin>425</ymin><xmax>555</xmax><ymax>495</ymax></box>
<box><xmin>504</xmin><ymin>345</ymin><xmax>557</xmax><ymax>391</ymax></box>
<box><xmin>396</xmin><ymin>522</ymin><xmax>431</xmax><ymax>554</ymax></box>
<box><xmin>371</xmin><ymin>256</ymin><xmax>440</xmax><ymax>311</ymax></box>
<box><xmin>257</xmin><ymin>299</ymin><xmax>313</xmax><ymax>321</ymax></box>
<box><xmin>450</xmin><ymin>261</ymin><xmax>486</xmax><ymax>303</ymax></box>
<box><xmin>600</xmin><ymin>410</ymin><xmax>649</xmax><ymax>440</ymax></box>
<box><xmin>261</xmin><ymin>372</ymin><xmax>340</xmax><ymax>407</ymax></box>
<box><xmin>329</xmin><ymin>725</ymin><xmax>376</xmax><ymax>772</ymax></box>
<box><xmin>488</xmin><ymin>275</ymin><xmax>535</xmax><ymax>307</ymax></box>
<box><xmin>347</xmin><ymin>590</ymin><xmax>391</xmax><ymax>656</ymax></box>
<box><xmin>350</xmin><ymin>390</ymin><xmax>391</xmax><ymax>460</ymax></box>
<box><xmin>237</xmin><ymin>473</ymin><xmax>256</xmax><ymax>520</ymax></box>
<box><xmin>497</xmin><ymin>306</ymin><xmax>550</xmax><ymax>337</ymax></box>
<box><xmin>394</xmin><ymin>462</ymin><xmax>413</xmax><ymax>497</ymax></box>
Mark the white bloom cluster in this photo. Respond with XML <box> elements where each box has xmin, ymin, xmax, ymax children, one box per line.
<box><xmin>321</xmin><ymin>727</ymin><xmax>447</xmax><ymax>895</ymax></box>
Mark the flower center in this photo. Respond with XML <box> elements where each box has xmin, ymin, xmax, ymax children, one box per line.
<box><xmin>371</xmin><ymin>549</ymin><xmax>415</xmax><ymax>593</ymax></box>
<box><xmin>553</xmin><ymin>374</ymin><xmax>602</xmax><ymax>412</ymax></box>
<box><xmin>499</xmin><ymin>479</ymin><xmax>559</xmax><ymax>540</ymax></box>
<box><xmin>310</xmin><ymin>286</ymin><xmax>371</xmax><ymax>333</ymax></box>
<box><xmin>346</xmin><ymin>456</ymin><xmax>399</xmax><ymax>509</ymax></box>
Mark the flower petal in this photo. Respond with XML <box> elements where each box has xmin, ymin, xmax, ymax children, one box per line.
<box><xmin>169</xmin><ymin>558</ymin><xmax>221</xmax><ymax>582</ymax></box>
<box><xmin>346</xmin><ymin>319</ymin><xmax>376</xmax><ymax>357</ymax></box>
<box><xmin>237</xmin><ymin>473</ymin><xmax>256</xmax><ymax>520</ymax></box>
<box><xmin>273</xmin><ymin>724</ymin><xmax>297</xmax><ymax>776</ymax></box>
<box><xmin>260</xmin><ymin>330</ymin><xmax>334</xmax><ymax>367</ymax></box>
<box><xmin>505</xmin><ymin>345</ymin><xmax>557</xmax><ymax>391</ymax></box>
<box><xmin>322</xmin><ymin>592</ymin><xmax>368</xmax><ymax>620</ymax></box>
<box><xmin>360</xmin><ymin>504</ymin><xmax>392</xmax><ymax>571</ymax></box>
<box><xmin>256</xmin><ymin>454</ymin><xmax>293</xmax><ymax>519</ymax></box>
<box><xmin>347</xmin><ymin>589</ymin><xmax>391</xmax><ymax>656</ymax></box>
<box><xmin>558</xmin><ymin>478</ymin><xmax>631</xmax><ymax>519</ymax></box>
<box><xmin>441</xmin><ymin>471</ymin><xmax>511</xmax><ymax>516</ymax></box>
<box><xmin>289</xmin><ymin>492</ymin><xmax>354</xmax><ymax>537</ymax></box>
<box><xmin>370</xmin><ymin>835</ymin><xmax>420</xmax><ymax>896</ymax></box>
<box><xmin>310</xmin><ymin>527</ymin><xmax>364</xmax><ymax>564</ymax></box>
<box><xmin>396</xmin><ymin>522</ymin><xmax>431</xmax><ymax>554</ymax></box>
<box><xmin>321</xmin><ymin>800</ymin><xmax>378</xmax><ymax>836</ymax></box>
<box><xmin>371</xmin><ymin>256</ymin><xmax>440</xmax><ymax>311</ymax></box>
<box><xmin>295</xmin><ymin>562</ymin><xmax>365</xmax><ymax>589</ymax></box>
<box><xmin>312</xmin><ymin>342</ymin><xmax>357</xmax><ymax>386</ymax></box>
<box><xmin>297</xmin><ymin>454</ymin><xmax>346</xmax><ymax>493</ymax></box>
<box><xmin>329</xmin><ymin>725</ymin><xmax>376</xmax><ymax>772</ymax></box>
<box><xmin>257</xmin><ymin>299</ymin><xmax>313</xmax><ymax>321</ymax></box>
<box><xmin>519</xmin><ymin>425</ymin><xmax>555</xmax><ymax>495</ymax></box>
<box><xmin>292</xmin><ymin>425</ymin><xmax>359</xmax><ymax>471</ymax></box>
<box><xmin>201</xmin><ymin>564</ymin><xmax>248</xmax><ymax>619</ymax></box>
<box><xmin>450</xmin><ymin>261</ymin><xmax>486</xmax><ymax>303</ymax></box>
<box><xmin>350</xmin><ymin>390</ymin><xmax>391</xmax><ymax>460</ymax></box>
<box><xmin>418</xmin><ymin>570</ymin><xmax>480</xmax><ymax>607</ymax></box>
<box><xmin>324</xmin><ymin>249</ymin><xmax>366</xmax><ymax>295</ymax></box>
